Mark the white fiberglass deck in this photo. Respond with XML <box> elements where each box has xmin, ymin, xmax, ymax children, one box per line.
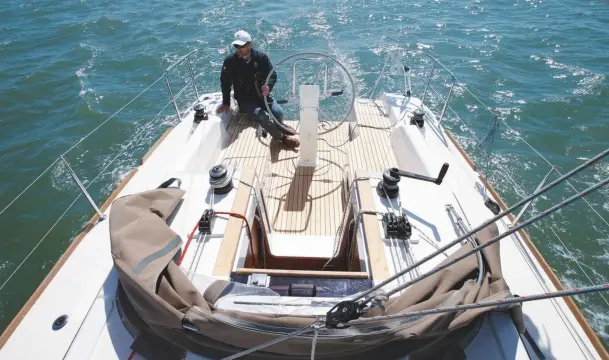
<box><xmin>0</xmin><ymin>92</ymin><xmax>604</xmax><ymax>360</ymax></box>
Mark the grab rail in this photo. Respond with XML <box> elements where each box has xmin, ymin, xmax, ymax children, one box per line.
<box><xmin>292</xmin><ymin>57</ymin><xmax>328</xmax><ymax>96</ymax></box>
<box><xmin>164</xmin><ymin>49</ymin><xmax>201</xmax><ymax>120</ymax></box>
<box><xmin>393</xmin><ymin>49</ymin><xmax>609</xmax><ymax>315</ymax></box>
<box><xmin>404</xmin><ymin>50</ymin><xmax>457</xmax><ymax>124</ymax></box>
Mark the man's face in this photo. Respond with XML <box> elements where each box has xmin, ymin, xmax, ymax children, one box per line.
<box><xmin>235</xmin><ymin>42</ymin><xmax>252</xmax><ymax>58</ymax></box>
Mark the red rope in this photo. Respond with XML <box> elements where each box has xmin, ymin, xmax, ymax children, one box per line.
<box><xmin>125</xmin><ymin>212</ymin><xmax>254</xmax><ymax>360</ymax></box>
<box><xmin>176</xmin><ymin>212</ymin><xmax>254</xmax><ymax>267</ymax></box>
<box><xmin>177</xmin><ymin>221</ymin><xmax>200</xmax><ymax>266</ymax></box>
<box><xmin>216</xmin><ymin>211</ymin><xmax>255</xmax><ymax>265</ymax></box>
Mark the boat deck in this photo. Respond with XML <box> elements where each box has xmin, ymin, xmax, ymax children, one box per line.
<box><xmin>1</xmin><ymin>92</ymin><xmax>605</xmax><ymax>360</ymax></box>
<box><xmin>218</xmin><ymin>100</ymin><xmax>397</xmax><ymax>236</ymax></box>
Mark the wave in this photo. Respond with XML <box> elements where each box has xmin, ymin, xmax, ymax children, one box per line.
<box><xmin>75</xmin><ymin>42</ymin><xmax>103</xmax><ymax>108</ymax></box>
<box><xmin>530</xmin><ymin>54</ymin><xmax>606</xmax><ymax>99</ymax></box>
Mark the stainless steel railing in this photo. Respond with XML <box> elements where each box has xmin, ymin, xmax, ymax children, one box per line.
<box><xmin>164</xmin><ymin>48</ymin><xmax>201</xmax><ymax>121</ymax></box>
<box><xmin>1</xmin><ymin>46</ymin><xmax>607</xmax><ymax>308</ymax></box>
<box><xmin>404</xmin><ymin>50</ymin><xmax>457</xmax><ymax>124</ymax></box>
<box><xmin>396</xmin><ymin>50</ymin><xmax>609</xmax><ymax>311</ymax></box>
<box><xmin>0</xmin><ymin>49</ymin><xmax>204</xmax><ymax>293</ymax></box>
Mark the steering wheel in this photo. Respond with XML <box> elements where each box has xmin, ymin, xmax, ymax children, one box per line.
<box><xmin>263</xmin><ymin>52</ymin><xmax>356</xmax><ymax>135</ymax></box>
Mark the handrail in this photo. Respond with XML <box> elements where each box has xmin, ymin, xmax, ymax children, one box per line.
<box><xmin>396</xmin><ymin>50</ymin><xmax>609</xmax><ymax>323</ymax></box>
<box><xmin>292</xmin><ymin>57</ymin><xmax>328</xmax><ymax>96</ymax></box>
<box><xmin>0</xmin><ymin>50</ymin><xmax>203</xmax><ymax>292</ymax></box>
<box><xmin>1</xmin><ymin>46</ymin><xmax>607</xmax><ymax>317</ymax></box>
<box><xmin>402</xmin><ymin>50</ymin><xmax>458</xmax><ymax>125</ymax></box>
<box><xmin>2</xmin><ymin>46</ymin><xmax>606</xmax><ymax>252</ymax></box>
<box><xmin>438</xmin><ymin>74</ymin><xmax>609</xmax><ymax>228</ymax></box>
<box><xmin>164</xmin><ymin>49</ymin><xmax>201</xmax><ymax>120</ymax></box>
<box><xmin>165</xmin><ymin>49</ymin><xmax>199</xmax><ymax>72</ymax></box>
<box><xmin>0</xmin><ymin>98</ymin><xmax>175</xmax><ymax>293</ymax></box>
<box><xmin>1</xmin><ymin>53</ymin><xmax>202</xmax><ymax>217</ymax></box>
<box><xmin>401</xmin><ymin>50</ymin><xmax>605</xmax><ymax>220</ymax></box>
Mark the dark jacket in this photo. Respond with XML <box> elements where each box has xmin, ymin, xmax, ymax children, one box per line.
<box><xmin>220</xmin><ymin>48</ymin><xmax>277</xmax><ymax>106</ymax></box>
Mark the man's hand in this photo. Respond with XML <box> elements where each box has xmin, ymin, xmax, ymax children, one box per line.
<box><xmin>261</xmin><ymin>85</ymin><xmax>269</xmax><ymax>97</ymax></box>
<box><xmin>216</xmin><ymin>104</ymin><xmax>230</xmax><ymax>114</ymax></box>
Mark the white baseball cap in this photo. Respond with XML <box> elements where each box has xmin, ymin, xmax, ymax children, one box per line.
<box><xmin>232</xmin><ymin>30</ymin><xmax>252</xmax><ymax>46</ymax></box>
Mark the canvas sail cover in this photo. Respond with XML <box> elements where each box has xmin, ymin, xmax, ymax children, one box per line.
<box><xmin>110</xmin><ymin>187</ymin><xmax>520</xmax><ymax>359</ymax></box>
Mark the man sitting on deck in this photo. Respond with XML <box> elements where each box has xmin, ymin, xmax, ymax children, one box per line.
<box><xmin>216</xmin><ymin>30</ymin><xmax>300</xmax><ymax>148</ymax></box>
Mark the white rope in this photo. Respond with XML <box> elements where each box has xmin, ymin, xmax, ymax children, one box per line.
<box><xmin>496</xmin><ymin>154</ymin><xmax>609</xmax><ymax>310</ymax></box>
<box><xmin>322</xmin><ymin>177</ymin><xmax>384</xmax><ymax>270</ymax></box>
<box><xmin>82</xmin><ymin>99</ymin><xmax>174</xmax><ymax>187</ymax></box>
<box><xmin>495</xmin><ymin>163</ymin><xmax>529</xmax><ymax>197</ymax></box>
<box><xmin>410</xmin><ymin>223</ymin><xmax>449</xmax><ymax>257</ymax></box>
<box><xmin>555</xmin><ymin>169</ymin><xmax>609</xmax><ymax>228</ymax></box>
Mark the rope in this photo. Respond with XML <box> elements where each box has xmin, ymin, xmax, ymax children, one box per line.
<box><xmin>177</xmin><ymin>221</ymin><xmax>200</xmax><ymax>266</ymax></box>
<box><xmin>381</xmin><ymin>175</ymin><xmax>609</xmax><ymax>300</ymax></box>
<box><xmin>0</xmin><ymin>100</ymin><xmax>174</xmax><ymax>292</ymax></box>
<box><xmin>495</xmin><ymin>162</ymin><xmax>530</xmax><ymax>198</ymax></box>
<box><xmin>222</xmin><ymin>324</ymin><xmax>317</xmax><ymax>360</ymax></box>
<box><xmin>311</xmin><ymin>325</ymin><xmax>320</xmax><ymax>360</ymax></box>
<box><xmin>359</xmin><ymin>54</ymin><xmax>391</xmax><ymax>100</ymax></box>
<box><xmin>446</xmin><ymin>103</ymin><xmax>484</xmax><ymax>144</ymax></box>
<box><xmin>0</xmin><ymin>158</ymin><xmax>61</xmax><ymax>218</ymax></box>
<box><xmin>347</xmin><ymin>283</ymin><xmax>609</xmax><ymax>326</ymax></box>
<box><xmin>216</xmin><ymin>211</ymin><xmax>256</xmax><ymax>267</ymax></box>
<box><xmin>322</xmin><ymin>188</ymin><xmax>353</xmax><ymax>270</ymax></box>
<box><xmin>321</xmin><ymin>177</ymin><xmax>384</xmax><ymax>270</ymax></box>
<box><xmin>556</xmin><ymin>169</ymin><xmax>609</xmax><ymax>228</ymax></box>
<box><xmin>478</xmin><ymin>114</ymin><xmax>500</xmax><ymax>164</ymax></box>
<box><xmin>0</xmin><ymin>88</ymin><xmax>173</xmax><ymax>221</ymax></box>
<box><xmin>410</xmin><ymin>223</ymin><xmax>449</xmax><ymax>257</ymax></box>
<box><xmin>60</xmin><ymin>75</ymin><xmax>166</xmax><ymax>157</ymax></box>
<box><xmin>548</xmin><ymin>227</ymin><xmax>609</xmax><ymax>308</ymax></box>
<box><xmin>450</xmin><ymin>84</ymin><xmax>609</xmax><ymax>229</ymax></box>
<box><xmin>347</xmin><ymin>151</ymin><xmax>609</xmax><ymax>305</ymax></box>
<box><xmin>0</xmin><ymin>193</ymin><xmax>81</xmax><ymax>292</ymax></box>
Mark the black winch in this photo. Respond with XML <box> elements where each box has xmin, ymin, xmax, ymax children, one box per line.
<box><xmin>209</xmin><ymin>164</ymin><xmax>233</xmax><ymax>194</ymax></box>
<box><xmin>410</xmin><ymin>109</ymin><xmax>425</xmax><ymax>128</ymax></box>
<box><xmin>193</xmin><ymin>103</ymin><xmax>208</xmax><ymax>123</ymax></box>
<box><xmin>377</xmin><ymin>164</ymin><xmax>450</xmax><ymax>199</ymax></box>
<box><xmin>376</xmin><ymin>169</ymin><xmax>401</xmax><ymax>199</ymax></box>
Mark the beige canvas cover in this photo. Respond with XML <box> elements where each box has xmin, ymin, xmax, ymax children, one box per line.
<box><xmin>110</xmin><ymin>187</ymin><xmax>520</xmax><ymax>359</ymax></box>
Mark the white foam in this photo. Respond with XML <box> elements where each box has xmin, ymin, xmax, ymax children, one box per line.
<box><xmin>76</xmin><ymin>43</ymin><xmax>100</xmax><ymax>107</ymax></box>
<box><xmin>265</xmin><ymin>25</ymin><xmax>294</xmax><ymax>46</ymax></box>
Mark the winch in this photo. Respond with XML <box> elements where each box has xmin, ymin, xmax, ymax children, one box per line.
<box><xmin>208</xmin><ymin>164</ymin><xmax>233</xmax><ymax>194</ymax></box>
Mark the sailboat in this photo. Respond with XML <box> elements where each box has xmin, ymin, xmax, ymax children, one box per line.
<box><xmin>1</xmin><ymin>49</ymin><xmax>608</xmax><ymax>359</ymax></box>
